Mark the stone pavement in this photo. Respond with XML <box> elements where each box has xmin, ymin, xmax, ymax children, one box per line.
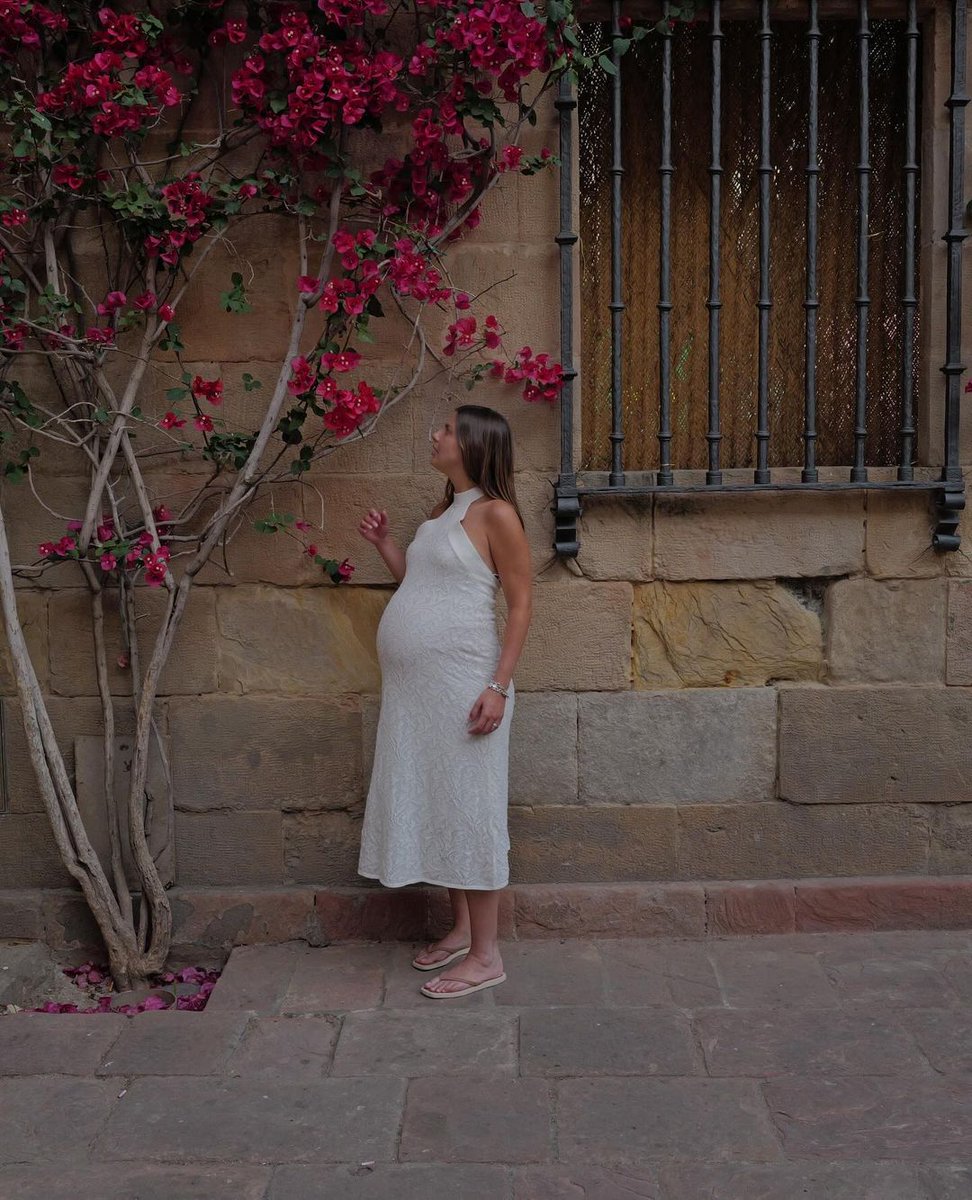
<box><xmin>1</xmin><ymin>928</ymin><xmax>972</xmax><ymax>1199</ymax></box>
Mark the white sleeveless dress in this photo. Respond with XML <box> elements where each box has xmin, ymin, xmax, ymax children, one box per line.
<box><xmin>357</xmin><ymin>484</ymin><xmax>514</xmax><ymax>890</ymax></box>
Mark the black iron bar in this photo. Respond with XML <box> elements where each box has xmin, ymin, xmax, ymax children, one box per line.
<box><xmin>803</xmin><ymin>0</ymin><xmax>821</xmax><ymax>482</ymax></box>
<box><xmin>755</xmin><ymin>0</ymin><xmax>772</xmax><ymax>483</ymax></box>
<box><xmin>706</xmin><ymin>0</ymin><xmax>724</xmax><ymax>485</ymax></box>
<box><xmin>851</xmin><ymin>0</ymin><xmax>871</xmax><ymax>482</ymax></box>
<box><xmin>608</xmin><ymin>0</ymin><xmax>625</xmax><ymax>485</ymax></box>
<box><xmin>657</xmin><ymin>0</ymin><xmax>674</xmax><ymax>485</ymax></box>
<box><xmin>897</xmin><ymin>0</ymin><xmax>920</xmax><ymax>481</ymax></box>
<box><xmin>553</xmin><ymin>70</ymin><xmax>580</xmax><ymax>557</ymax></box>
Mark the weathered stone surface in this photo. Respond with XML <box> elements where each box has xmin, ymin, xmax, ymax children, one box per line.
<box><xmin>826</xmin><ymin>578</ymin><xmax>947</xmax><ymax>682</ymax></box>
<box><xmin>0</xmin><ymin>1164</ymin><xmax>272</xmax><ymax>1200</ymax></box>
<box><xmin>509</xmin><ymin>805</ymin><xmax>678</xmax><ymax>883</ymax></box>
<box><xmin>226</xmin><ymin>1014</ymin><xmax>340</xmax><ymax>1079</ymax></box>
<box><xmin>513</xmin><ymin>1165</ymin><xmax>662</xmax><ymax>1200</ymax></box>
<box><xmin>0</xmin><ymin>891</ymin><xmax>45</xmax><ymax>939</ymax></box>
<box><xmin>0</xmin><ymin>1077</ymin><xmax>121</xmax><ymax>1164</ymax></box>
<box><xmin>557</xmin><ymin>1077</ymin><xmax>780</xmax><ymax>1163</ymax></box>
<box><xmin>819</xmin><ymin>947</ymin><xmax>964</xmax><ymax>1009</ymax></box>
<box><xmin>677</xmin><ymin>803</ymin><xmax>930</xmax><ymax>879</ymax></box>
<box><xmin>498</xmin><ymin>580</ymin><xmax>632</xmax><ymax>691</ymax></box>
<box><xmin>272</xmin><ymin>1165</ymin><xmax>511</xmax><ymax>1200</ymax></box>
<box><xmin>492</xmin><ymin>939</ymin><xmax>606</xmax><ymax>1007</ymax></box>
<box><xmin>705</xmin><ymin>881</ymin><xmax>797</xmax><ymax>935</ymax></box>
<box><xmin>633</xmin><ymin>580</ymin><xmax>822</xmax><ymax>688</ymax></box>
<box><xmin>696</xmin><ymin>1008</ymin><xmax>923</xmax><ymax>1076</ymax></box>
<box><xmin>48</xmin><ymin>587</ymin><xmax>218</xmax><ymax>696</ymax></box>
<box><xmin>283</xmin><ymin>811</ymin><xmax>364</xmax><ymax>885</ymax></box>
<box><xmin>779</xmin><ymin>685</ymin><xmax>972</xmax><ymax>804</ymax></box>
<box><xmin>520</xmin><ymin>1007</ymin><xmax>698</xmax><ymax>1076</ymax></box>
<box><xmin>899</xmin><ymin>1009</ymin><xmax>972</xmax><ymax>1074</ymax></box>
<box><xmin>169</xmin><ymin>696</ymin><xmax>361</xmax><ymax>812</ymax></box>
<box><xmin>704</xmin><ymin>940</ymin><xmax>841</xmax><ymax>1007</ymax></box>
<box><xmin>946</xmin><ymin>580</ymin><xmax>972</xmax><ymax>684</ymax></box>
<box><xmin>174</xmin><ymin>811</ymin><xmax>283</xmax><ymax>886</ymax></box>
<box><xmin>929</xmin><ymin>804</ymin><xmax>972</xmax><ymax>873</ymax></box>
<box><xmin>0</xmin><ymin>590</ymin><xmax>47</xmax><ymax>694</ymax></box>
<box><xmin>94</xmin><ymin>1076</ymin><xmax>405</xmax><ymax>1163</ymax></box>
<box><xmin>312</xmin><ymin>887</ymin><xmax>428</xmax><ymax>942</ymax></box>
<box><xmin>282</xmin><ymin>944</ymin><xmax>386</xmax><ymax>1013</ymax></box>
<box><xmin>658</xmin><ymin>1162</ymin><xmax>945</xmax><ymax>1199</ymax></box>
<box><xmin>513</xmin><ymin>882</ymin><xmax>705</xmax><ymax>938</ymax></box>
<box><xmin>195</xmin><ymin>482</ymin><xmax>321</xmax><ymax>587</ymax></box>
<box><xmin>866</xmin><ymin>484</ymin><xmax>972</xmax><ymax>579</ymax></box>
<box><xmin>216</xmin><ymin>585</ymin><xmax>386</xmax><ymax>694</ymax></box>
<box><xmin>97</xmin><ymin>1012</ymin><xmax>250</xmax><ymax>1076</ymax></box>
<box><xmin>654</xmin><ymin>490</ymin><xmax>865</xmax><ymax>580</ymax></box>
<box><xmin>576</xmin><ymin>497</ymin><xmax>653</xmax><ymax>582</ymax></box>
<box><xmin>0</xmin><ymin>1012</ymin><xmax>126</xmax><ymax>1074</ymax></box>
<box><xmin>597</xmin><ymin>938</ymin><xmax>721</xmax><ymax>1008</ymax></box>
<box><xmin>762</xmin><ymin>1076</ymin><xmax>972</xmax><ymax>1159</ymax></box>
<box><xmin>168</xmin><ymin>889</ymin><xmax>318</xmax><ymax>952</ymax></box>
<box><xmin>361</xmin><ymin>690</ymin><xmax>579</xmax><ymax>807</ymax></box>
<box><xmin>400</xmin><ymin>1076</ymin><xmax>553</xmax><ymax>1163</ymax></box>
<box><xmin>206</xmin><ymin>944</ymin><xmax>304</xmax><ymax>1015</ymax></box>
<box><xmin>0</xmin><ymin>813</ymin><xmax>74</xmax><ymax>886</ymax></box>
<box><xmin>332</xmin><ymin>1011</ymin><xmax>517</xmax><ymax>1076</ymax></box>
<box><xmin>578</xmin><ymin>689</ymin><xmax>777</xmax><ymax>805</ymax></box>
<box><xmin>793</xmin><ymin>877</ymin><xmax>972</xmax><ymax>932</ymax></box>
<box><xmin>0</xmin><ymin>476</ymin><xmax>92</xmax><ymax>590</ymax></box>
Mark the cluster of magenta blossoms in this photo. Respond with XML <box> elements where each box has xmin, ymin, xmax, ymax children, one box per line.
<box><xmin>2</xmin><ymin>0</ymin><xmax>573</xmax><ymax>586</ymax></box>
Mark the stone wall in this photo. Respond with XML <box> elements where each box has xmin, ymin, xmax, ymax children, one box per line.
<box><xmin>2</xmin><ymin>39</ymin><xmax>972</xmax><ymax>905</ymax></box>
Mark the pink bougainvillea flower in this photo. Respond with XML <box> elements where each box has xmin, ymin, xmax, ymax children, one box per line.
<box><xmin>191</xmin><ymin>375</ymin><xmax>223</xmax><ymax>405</ymax></box>
<box><xmin>96</xmin><ymin>290</ymin><xmax>126</xmax><ymax>315</ymax></box>
<box><xmin>132</xmin><ymin>291</ymin><xmax>156</xmax><ymax>311</ymax></box>
<box><xmin>305</xmin><ymin>543</ymin><xmax>319</xmax><ymax>556</ymax></box>
<box><xmin>337</xmin><ymin>558</ymin><xmax>354</xmax><ymax>580</ymax></box>
<box><xmin>158</xmin><ymin>411</ymin><xmax>186</xmax><ymax>430</ymax></box>
<box><xmin>38</xmin><ymin>542</ymin><xmax>57</xmax><ymax>558</ymax></box>
<box><xmin>157</xmin><ymin>303</ymin><xmax>175</xmax><ymax>322</ymax></box>
<box><xmin>99</xmin><ymin>552</ymin><xmax>117</xmax><ymax>572</ymax></box>
<box><xmin>295</xmin><ymin>519</ymin><xmax>311</xmax><ymax>532</ymax></box>
<box><xmin>297</xmin><ymin>275</ymin><xmax>320</xmax><ymax>294</ymax></box>
<box><xmin>193</xmin><ymin>413</ymin><xmax>214</xmax><ymax>432</ymax></box>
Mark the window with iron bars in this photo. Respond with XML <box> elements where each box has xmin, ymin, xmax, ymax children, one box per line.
<box><xmin>552</xmin><ymin>0</ymin><xmax>968</xmax><ymax>558</ymax></box>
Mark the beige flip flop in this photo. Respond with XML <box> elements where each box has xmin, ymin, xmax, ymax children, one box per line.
<box><xmin>420</xmin><ymin>972</ymin><xmax>507</xmax><ymax>999</ymax></box>
<box><xmin>411</xmin><ymin>943</ymin><xmax>471</xmax><ymax>971</ymax></box>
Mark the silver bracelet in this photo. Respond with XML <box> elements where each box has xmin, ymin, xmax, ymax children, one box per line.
<box><xmin>487</xmin><ymin>680</ymin><xmax>510</xmax><ymax>699</ymax></box>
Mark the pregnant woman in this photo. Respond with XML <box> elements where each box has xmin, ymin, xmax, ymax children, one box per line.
<box><xmin>356</xmin><ymin>402</ymin><xmax>533</xmax><ymax>999</ymax></box>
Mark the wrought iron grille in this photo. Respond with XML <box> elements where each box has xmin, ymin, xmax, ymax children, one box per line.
<box><xmin>552</xmin><ymin>0</ymin><xmax>969</xmax><ymax>558</ymax></box>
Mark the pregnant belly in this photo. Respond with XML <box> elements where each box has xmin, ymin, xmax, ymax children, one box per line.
<box><xmin>376</xmin><ymin>590</ymin><xmax>498</xmax><ymax>675</ymax></box>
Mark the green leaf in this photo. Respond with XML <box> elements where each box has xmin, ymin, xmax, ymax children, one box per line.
<box><xmin>597</xmin><ymin>53</ymin><xmax>618</xmax><ymax>75</ymax></box>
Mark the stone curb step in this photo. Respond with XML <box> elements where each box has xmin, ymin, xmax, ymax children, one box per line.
<box><xmin>4</xmin><ymin>875</ymin><xmax>972</xmax><ymax>954</ymax></box>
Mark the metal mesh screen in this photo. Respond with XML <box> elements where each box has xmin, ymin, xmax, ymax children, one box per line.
<box><xmin>578</xmin><ymin>16</ymin><xmax>921</xmax><ymax>473</ymax></box>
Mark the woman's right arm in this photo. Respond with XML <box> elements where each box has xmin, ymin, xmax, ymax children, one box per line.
<box><xmin>361</xmin><ymin>499</ymin><xmax>447</xmax><ymax>585</ymax></box>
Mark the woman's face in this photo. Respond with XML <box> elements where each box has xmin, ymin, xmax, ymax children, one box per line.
<box><xmin>430</xmin><ymin>409</ymin><xmax>462</xmax><ymax>475</ymax></box>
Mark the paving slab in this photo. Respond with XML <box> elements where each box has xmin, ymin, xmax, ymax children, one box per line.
<box><xmin>519</xmin><ymin>1006</ymin><xmax>700</xmax><ymax>1077</ymax></box>
<box><xmin>0</xmin><ymin>1076</ymin><xmax>121</xmax><ymax>1165</ymax></box>
<box><xmin>0</xmin><ymin>1012</ymin><xmax>127</xmax><ymax>1075</ymax></box>
<box><xmin>268</xmin><ymin>1163</ymin><xmax>513</xmax><ymax>1199</ymax></box>
<box><xmin>331</xmin><ymin>1009</ymin><xmax>517</xmax><ymax>1077</ymax></box>
<box><xmin>556</xmin><ymin>1077</ymin><xmax>782</xmax><ymax>1164</ymax></box>
<box><xmin>95</xmin><ymin>1010</ymin><xmax>250</xmax><ymax>1075</ymax></box>
<box><xmin>763</xmin><ymin>1075</ymin><xmax>972</xmax><ymax>1159</ymax></box>
<box><xmin>226</xmin><ymin>1014</ymin><xmax>341</xmax><ymax>1079</ymax></box>
<box><xmin>0</xmin><ymin>1163</ymin><xmax>272</xmax><ymax>1200</ymax></box>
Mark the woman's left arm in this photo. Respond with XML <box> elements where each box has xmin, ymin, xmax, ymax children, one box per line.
<box><xmin>488</xmin><ymin>501</ymin><xmax>533</xmax><ymax>689</ymax></box>
<box><xmin>466</xmin><ymin>501</ymin><xmax>533</xmax><ymax>736</ymax></box>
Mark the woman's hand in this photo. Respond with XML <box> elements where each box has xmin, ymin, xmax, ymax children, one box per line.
<box><xmin>468</xmin><ymin>687</ymin><xmax>506</xmax><ymax>735</ymax></box>
<box><xmin>358</xmin><ymin>508</ymin><xmax>390</xmax><ymax>546</ymax></box>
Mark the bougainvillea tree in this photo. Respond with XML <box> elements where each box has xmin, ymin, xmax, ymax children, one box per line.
<box><xmin>0</xmin><ymin>0</ymin><xmax>673</xmax><ymax>988</ymax></box>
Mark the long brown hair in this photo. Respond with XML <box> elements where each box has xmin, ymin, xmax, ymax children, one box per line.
<box><xmin>443</xmin><ymin>404</ymin><xmax>525</xmax><ymax>529</ymax></box>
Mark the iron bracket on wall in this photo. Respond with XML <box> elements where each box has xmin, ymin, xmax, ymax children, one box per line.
<box><xmin>933</xmin><ymin>479</ymin><xmax>967</xmax><ymax>551</ymax></box>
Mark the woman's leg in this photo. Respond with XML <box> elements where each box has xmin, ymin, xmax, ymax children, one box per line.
<box><xmin>421</xmin><ymin>887</ymin><xmax>504</xmax><ymax>993</ymax></box>
<box><xmin>412</xmin><ymin>886</ymin><xmax>472</xmax><ymax>966</ymax></box>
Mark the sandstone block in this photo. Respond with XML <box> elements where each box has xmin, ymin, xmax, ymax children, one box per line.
<box><xmin>0</xmin><ymin>813</ymin><xmax>73</xmax><ymax>887</ymax></box>
<box><xmin>1</xmin><ymin>477</ymin><xmax>93</xmax><ymax>590</ymax></box>
<box><xmin>633</xmin><ymin>580</ymin><xmax>822</xmax><ymax>688</ymax></box>
<box><xmin>793</xmin><ymin>876</ymin><xmax>972</xmax><ymax>931</ymax></box>
<box><xmin>508</xmin><ymin>692</ymin><xmax>578</xmax><ymax>804</ymax></box>
<box><xmin>676</xmin><ymin>802</ymin><xmax>930</xmax><ymax>879</ymax></box>
<box><xmin>826</xmin><ymin>578</ymin><xmax>946</xmax><ymax>682</ymax></box>
<box><xmin>169</xmin><ymin>695</ymin><xmax>361</xmax><ymax>812</ymax></box>
<box><xmin>866</xmin><ymin>484</ymin><xmax>972</xmax><ymax>578</ymax></box>
<box><xmin>779</xmin><ymin>684</ymin><xmax>972</xmax><ymax>803</ymax></box>
<box><xmin>174</xmin><ymin>811</ymin><xmax>283</xmax><ymax>886</ymax></box>
<box><xmin>216</xmin><ymin>585</ymin><xmax>387</xmax><ymax>694</ymax></box>
<box><xmin>946</xmin><ymin>580</ymin><xmax>972</xmax><ymax>684</ymax></box>
<box><xmin>513</xmin><ymin>881</ymin><xmax>705</xmax><ymax>938</ymax></box>
<box><xmin>928</xmin><ymin>803</ymin><xmax>972</xmax><ymax>873</ymax></box>
<box><xmin>576</xmin><ymin>497</ymin><xmax>653</xmax><ymax>582</ymax></box>
<box><xmin>509</xmin><ymin>805</ymin><xmax>678</xmax><ymax>882</ymax></box>
<box><xmin>48</xmin><ymin>587</ymin><xmax>218</xmax><ymax>696</ymax></box>
<box><xmin>654</xmin><ymin>490</ymin><xmax>865</xmax><ymax>579</ymax></box>
<box><xmin>578</xmin><ymin>689</ymin><xmax>776</xmax><ymax>804</ymax></box>
<box><xmin>283</xmin><ymin>810</ymin><xmax>364</xmax><ymax>885</ymax></box>
<box><xmin>195</xmin><ymin>482</ymin><xmax>320</xmax><ymax>587</ymax></box>
<box><xmin>168</xmin><ymin>888</ymin><xmax>318</xmax><ymax>951</ymax></box>
<box><xmin>0</xmin><ymin>591</ymin><xmax>47</xmax><ymax>694</ymax></box>
<box><xmin>705</xmin><ymin>881</ymin><xmax>797</xmax><ymax>934</ymax></box>
<box><xmin>501</xmin><ymin>580</ymin><xmax>631</xmax><ymax>691</ymax></box>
